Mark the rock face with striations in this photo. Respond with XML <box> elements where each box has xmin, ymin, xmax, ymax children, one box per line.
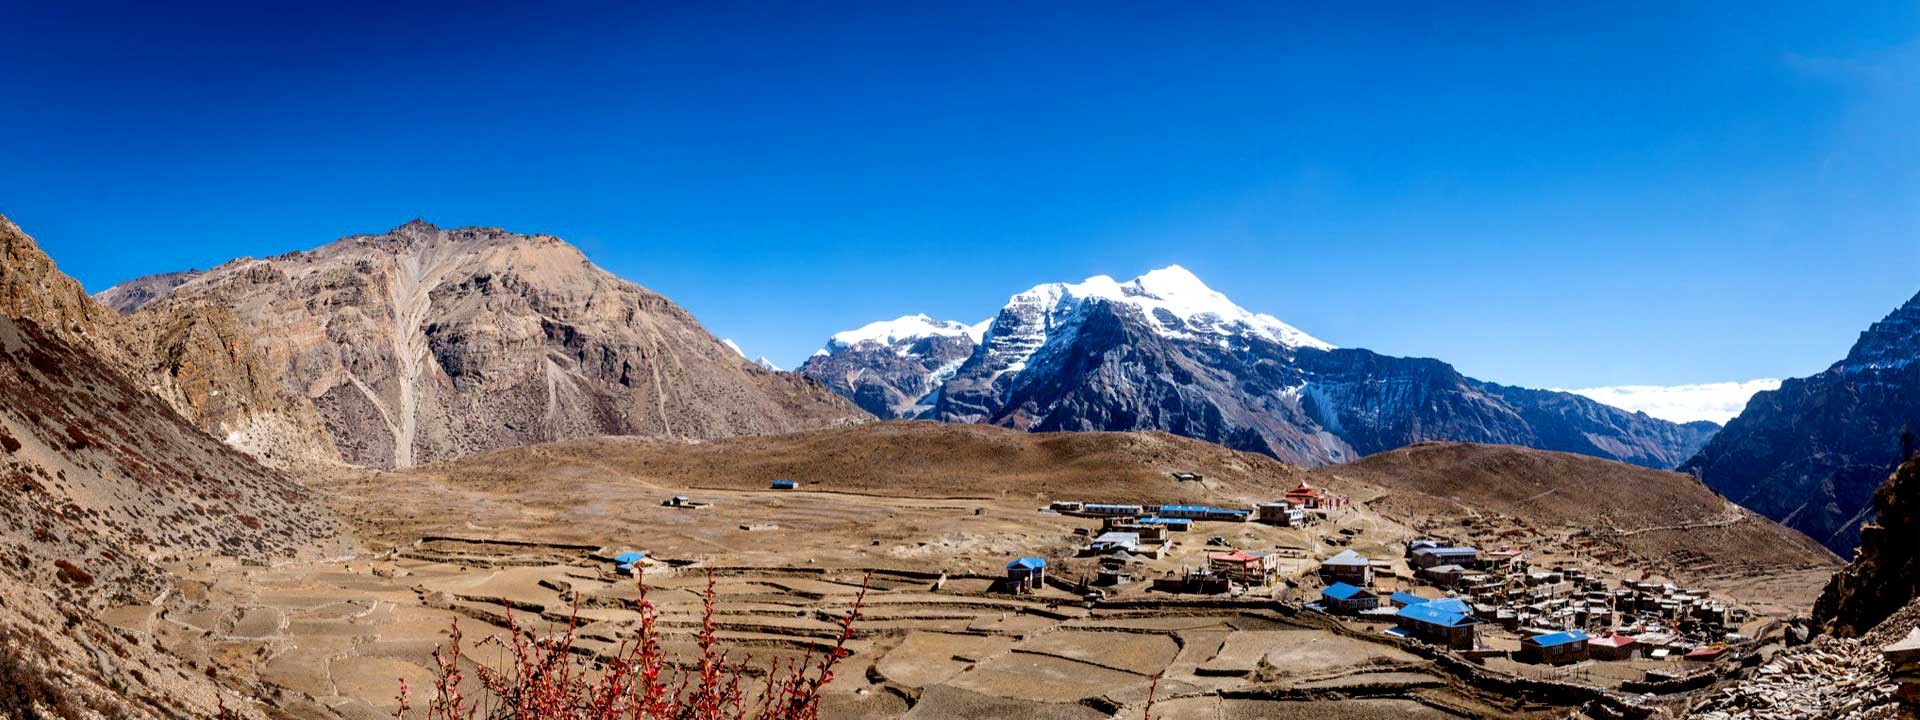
<box><xmin>796</xmin><ymin>314</ymin><xmax>986</xmax><ymax>418</ymax></box>
<box><xmin>813</xmin><ymin>266</ymin><xmax>1718</xmax><ymax>468</ymax></box>
<box><xmin>103</xmin><ymin>220</ymin><xmax>868</xmax><ymax>468</ymax></box>
<box><xmin>1682</xmin><ymin>291</ymin><xmax>1920</xmax><ymax>555</ymax></box>
<box><xmin>1815</xmin><ymin>456</ymin><xmax>1920</xmax><ymax>638</ymax></box>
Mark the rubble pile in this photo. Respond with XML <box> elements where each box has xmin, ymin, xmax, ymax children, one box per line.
<box><xmin>1690</xmin><ymin>601</ymin><xmax>1920</xmax><ymax>719</ymax></box>
<box><xmin>1689</xmin><ymin>637</ymin><xmax>1895</xmax><ymax>719</ymax></box>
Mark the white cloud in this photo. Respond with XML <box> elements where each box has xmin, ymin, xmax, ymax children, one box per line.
<box><xmin>1559</xmin><ymin>379</ymin><xmax>1783</xmax><ymax>424</ymax></box>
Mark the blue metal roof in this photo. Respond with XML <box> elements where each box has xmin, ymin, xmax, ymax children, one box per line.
<box><xmin>1424</xmin><ymin>598</ymin><xmax>1471</xmax><ymax>614</ymax></box>
<box><xmin>1322</xmin><ymin>582</ymin><xmax>1370</xmax><ymax>600</ymax></box>
<box><xmin>1007</xmin><ymin>557</ymin><xmax>1047</xmax><ymax>570</ymax></box>
<box><xmin>1528</xmin><ymin>630</ymin><xmax>1590</xmax><ymax>648</ymax></box>
<box><xmin>1136</xmin><ymin>516</ymin><xmax>1192</xmax><ymax>526</ymax></box>
<box><xmin>1397</xmin><ymin>600</ymin><xmax>1477</xmax><ymax>627</ymax></box>
<box><xmin>1389</xmin><ymin>592</ymin><xmax>1427</xmax><ymax>606</ymax></box>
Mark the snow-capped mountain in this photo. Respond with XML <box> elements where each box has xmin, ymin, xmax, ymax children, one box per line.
<box><xmin>810</xmin><ymin>265</ymin><xmax>1718</xmax><ymax>469</ymax></box>
<box><xmin>1683</xmin><ymin>290</ymin><xmax>1920</xmax><ymax>554</ymax></box>
<box><xmin>722</xmin><ymin>338</ymin><xmax>785</xmax><ymax>371</ymax></box>
<box><xmin>797</xmin><ymin>314</ymin><xmax>988</xmax><ymax>418</ymax></box>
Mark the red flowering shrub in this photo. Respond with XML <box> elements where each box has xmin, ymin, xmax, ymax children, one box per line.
<box><xmin>395</xmin><ymin>570</ymin><xmax>866</xmax><ymax>720</ymax></box>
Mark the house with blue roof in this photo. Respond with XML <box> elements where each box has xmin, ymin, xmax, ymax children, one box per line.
<box><xmin>1319</xmin><ymin>582</ymin><xmax>1378</xmax><ymax>613</ymax></box>
<box><xmin>770</xmin><ymin>479</ymin><xmax>798</xmax><ymax>490</ymax></box>
<box><xmin>612</xmin><ymin>551</ymin><xmax>647</xmax><ymax>573</ymax></box>
<box><xmin>1394</xmin><ymin>597</ymin><xmax>1482</xmax><ymax>649</ymax></box>
<box><xmin>1006</xmin><ymin>557</ymin><xmax>1047</xmax><ymax>591</ymax></box>
<box><xmin>1134</xmin><ymin>516</ymin><xmax>1193</xmax><ymax>532</ymax></box>
<box><xmin>1519</xmin><ymin>629</ymin><xmax>1591</xmax><ymax>665</ymax></box>
<box><xmin>1388</xmin><ymin>591</ymin><xmax>1430</xmax><ymax>608</ymax></box>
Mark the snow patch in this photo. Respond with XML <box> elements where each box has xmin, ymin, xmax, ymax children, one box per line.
<box><xmin>825</xmin><ymin>314</ymin><xmax>986</xmax><ymax>351</ymax></box>
<box><xmin>721</xmin><ymin>339</ymin><xmax>747</xmax><ymax>358</ymax></box>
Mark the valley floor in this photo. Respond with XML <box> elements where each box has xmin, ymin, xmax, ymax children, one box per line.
<box><xmin>100</xmin><ymin>438</ymin><xmax>1837</xmax><ymax>719</ymax></box>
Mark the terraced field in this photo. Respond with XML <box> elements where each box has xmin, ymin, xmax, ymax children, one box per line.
<box><xmin>109</xmin><ymin>533</ymin><xmax>1587</xmax><ymax>719</ymax></box>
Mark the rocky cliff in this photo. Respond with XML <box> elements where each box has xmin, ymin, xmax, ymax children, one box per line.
<box><xmin>108</xmin><ymin>220</ymin><xmax>868</xmax><ymax>468</ymax></box>
<box><xmin>1815</xmin><ymin>456</ymin><xmax>1920</xmax><ymax>638</ymax></box>
<box><xmin>816</xmin><ymin>266</ymin><xmax>1717</xmax><ymax>468</ymax></box>
<box><xmin>0</xmin><ymin>213</ymin><xmax>129</xmax><ymax>362</ymax></box>
<box><xmin>1682</xmin><ymin>291</ymin><xmax>1920</xmax><ymax>554</ymax></box>
<box><xmin>2</xmin><ymin>213</ymin><xmax>330</xmax><ymax>466</ymax></box>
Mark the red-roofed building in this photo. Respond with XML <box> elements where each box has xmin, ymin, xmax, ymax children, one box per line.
<box><xmin>1285</xmin><ymin>481</ymin><xmax>1349</xmax><ymax>510</ymax></box>
<box><xmin>1208</xmin><ymin>550</ymin><xmax>1277</xmax><ymax>584</ymax></box>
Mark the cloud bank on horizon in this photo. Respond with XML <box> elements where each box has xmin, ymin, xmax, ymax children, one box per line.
<box><xmin>1561</xmin><ymin>379</ymin><xmax>1783</xmax><ymax>425</ymax></box>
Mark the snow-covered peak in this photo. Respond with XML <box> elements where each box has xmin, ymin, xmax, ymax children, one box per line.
<box><xmin>826</xmin><ymin>314</ymin><xmax>988</xmax><ymax>351</ymax></box>
<box><xmin>722</xmin><ymin>338</ymin><xmax>785</xmax><ymax>371</ymax></box>
<box><xmin>1004</xmin><ymin>265</ymin><xmax>1332</xmax><ymax>350</ymax></box>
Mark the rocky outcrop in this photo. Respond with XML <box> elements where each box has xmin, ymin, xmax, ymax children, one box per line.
<box><xmin>1815</xmin><ymin>456</ymin><xmax>1920</xmax><ymax>638</ymax></box>
<box><xmin>108</xmin><ymin>220</ymin><xmax>868</xmax><ymax>468</ymax></box>
<box><xmin>803</xmin><ymin>265</ymin><xmax>1718</xmax><ymax>468</ymax></box>
<box><xmin>0</xmin><ymin>213</ymin><xmax>129</xmax><ymax>364</ymax></box>
<box><xmin>1</xmin><ymin>213</ymin><xmax>335</xmax><ymax>467</ymax></box>
<box><xmin>119</xmin><ymin>301</ymin><xmax>342</xmax><ymax>465</ymax></box>
<box><xmin>1682</xmin><ymin>291</ymin><xmax>1920</xmax><ymax>555</ymax></box>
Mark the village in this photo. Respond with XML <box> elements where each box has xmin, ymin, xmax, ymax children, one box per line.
<box><xmin>619</xmin><ymin>473</ymin><xmax>1778</xmax><ymax>697</ymax></box>
<box><xmin>988</xmin><ymin>476</ymin><xmax>1774</xmax><ymax>693</ymax></box>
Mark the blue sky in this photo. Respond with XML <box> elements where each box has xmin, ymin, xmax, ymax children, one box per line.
<box><xmin>3</xmin><ymin>1</ymin><xmax>1917</xmax><ymax>391</ymax></box>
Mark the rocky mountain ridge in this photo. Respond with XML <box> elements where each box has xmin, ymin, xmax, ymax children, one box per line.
<box><xmin>1682</xmin><ymin>291</ymin><xmax>1920</xmax><ymax>554</ymax></box>
<box><xmin>805</xmin><ymin>266</ymin><xmax>1718</xmax><ymax>468</ymax></box>
<box><xmin>103</xmin><ymin>219</ymin><xmax>868</xmax><ymax>468</ymax></box>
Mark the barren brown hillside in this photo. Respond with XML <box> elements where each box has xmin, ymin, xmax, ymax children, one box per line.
<box><xmin>1313</xmin><ymin>441</ymin><xmax>1838</xmax><ymax>587</ymax></box>
<box><xmin>425</xmin><ymin>420</ymin><xmax>1310</xmax><ymax>501</ymax></box>
<box><xmin>0</xmin><ymin>315</ymin><xmax>347</xmax><ymax>607</ymax></box>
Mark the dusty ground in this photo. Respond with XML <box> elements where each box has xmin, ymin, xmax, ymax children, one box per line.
<box><xmin>102</xmin><ymin>424</ymin><xmax>1839</xmax><ymax>718</ymax></box>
